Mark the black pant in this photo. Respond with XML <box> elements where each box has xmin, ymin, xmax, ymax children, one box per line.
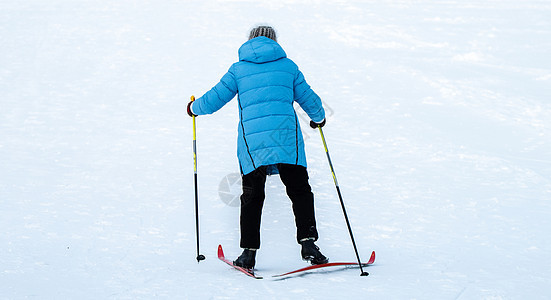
<box><xmin>240</xmin><ymin>163</ymin><xmax>319</xmax><ymax>249</ymax></box>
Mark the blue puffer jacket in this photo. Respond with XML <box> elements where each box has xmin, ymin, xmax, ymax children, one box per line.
<box><xmin>192</xmin><ymin>36</ymin><xmax>325</xmax><ymax>175</ymax></box>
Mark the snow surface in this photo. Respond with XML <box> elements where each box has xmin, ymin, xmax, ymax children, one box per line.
<box><xmin>1</xmin><ymin>0</ymin><xmax>550</xmax><ymax>299</ymax></box>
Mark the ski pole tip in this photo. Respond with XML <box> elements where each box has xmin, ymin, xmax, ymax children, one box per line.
<box><xmin>360</xmin><ymin>271</ymin><xmax>369</xmax><ymax>276</ymax></box>
<box><xmin>197</xmin><ymin>254</ymin><xmax>206</xmax><ymax>262</ymax></box>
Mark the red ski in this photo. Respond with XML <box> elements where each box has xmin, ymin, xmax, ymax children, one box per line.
<box><xmin>217</xmin><ymin>245</ymin><xmax>263</xmax><ymax>279</ymax></box>
<box><xmin>272</xmin><ymin>250</ymin><xmax>375</xmax><ymax>278</ymax></box>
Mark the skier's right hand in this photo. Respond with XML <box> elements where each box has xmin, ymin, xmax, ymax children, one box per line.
<box><xmin>187</xmin><ymin>101</ymin><xmax>197</xmax><ymax>117</ymax></box>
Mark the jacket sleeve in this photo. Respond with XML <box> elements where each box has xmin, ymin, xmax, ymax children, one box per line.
<box><xmin>293</xmin><ymin>69</ymin><xmax>325</xmax><ymax>123</ymax></box>
<box><xmin>192</xmin><ymin>65</ymin><xmax>238</xmax><ymax>115</ymax></box>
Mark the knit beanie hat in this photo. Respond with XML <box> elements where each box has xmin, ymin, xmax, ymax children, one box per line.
<box><xmin>248</xmin><ymin>26</ymin><xmax>277</xmax><ymax>42</ymax></box>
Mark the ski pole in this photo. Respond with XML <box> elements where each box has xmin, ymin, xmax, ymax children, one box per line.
<box><xmin>192</xmin><ymin>95</ymin><xmax>206</xmax><ymax>263</ymax></box>
<box><xmin>318</xmin><ymin>126</ymin><xmax>368</xmax><ymax>276</ymax></box>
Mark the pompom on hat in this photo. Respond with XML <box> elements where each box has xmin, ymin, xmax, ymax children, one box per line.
<box><xmin>248</xmin><ymin>25</ymin><xmax>277</xmax><ymax>42</ymax></box>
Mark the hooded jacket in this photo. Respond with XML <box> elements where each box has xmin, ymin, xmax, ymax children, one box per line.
<box><xmin>192</xmin><ymin>36</ymin><xmax>325</xmax><ymax>175</ymax></box>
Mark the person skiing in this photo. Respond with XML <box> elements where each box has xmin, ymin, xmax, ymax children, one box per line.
<box><xmin>187</xmin><ymin>25</ymin><xmax>328</xmax><ymax>269</ymax></box>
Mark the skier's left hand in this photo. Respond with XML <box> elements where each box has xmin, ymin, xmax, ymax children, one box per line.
<box><xmin>309</xmin><ymin>118</ymin><xmax>326</xmax><ymax>129</ymax></box>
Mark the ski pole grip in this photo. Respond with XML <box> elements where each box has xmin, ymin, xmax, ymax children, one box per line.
<box><xmin>189</xmin><ymin>95</ymin><xmax>197</xmax><ymax>118</ymax></box>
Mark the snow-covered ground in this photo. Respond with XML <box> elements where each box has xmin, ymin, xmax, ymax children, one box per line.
<box><xmin>1</xmin><ymin>0</ymin><xmax>550</xmax><ymax>299</ymax></box>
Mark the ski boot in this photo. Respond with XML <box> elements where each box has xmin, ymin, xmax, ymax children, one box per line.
<box><xmin>233</xmin><ymin>248</ymin><xmax>256</xmax><ymax>269</ymax></box>
<box><xmin>300</xmin><ymin>238</ymin><xmax>329</xmax><ymax>265</ymax></box>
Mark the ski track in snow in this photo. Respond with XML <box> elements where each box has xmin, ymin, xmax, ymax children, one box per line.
<box><xmin>1</xmin><ymin>0</ymin><xmax>550</xmax><ymax>299</ymax></box>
